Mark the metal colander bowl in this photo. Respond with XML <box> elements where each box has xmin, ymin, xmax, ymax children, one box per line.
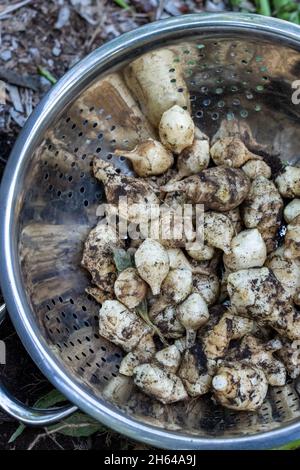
<box><xmin>1</xmin><ymin>13</ymin><xmax>300</xmax><ymax>449</ymax></box>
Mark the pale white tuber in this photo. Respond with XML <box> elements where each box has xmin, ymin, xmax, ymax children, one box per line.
<box><xmin>192</xmin><ymin>273</ymin><xmax>220</xmax><ymax>306</ymax></box>
<box><xmin>187</xmin><ymin>244</ymin><xmax>215</xmax><ymax>262</ymax></box>
<box><xmin>223</xmin><ymin>228</ymin><xmax>267</xmax><ymax>271</ymax></box>
<box><xmin>204</xmin><ymin>212</ymin><xmax>235</xmax><ymax>254</ymax></box>
<box><xmin>243</xmin><ymin>176</ymin><xmax>283</xmax><ymax>253</ymax></box>
<box><xmin>159</xmin><ymin>105</ymin><xmax>195</xmax><ymax>154</ymax></box>
<box><xmin>210</xmin><ymin>137</ymin><xmax>262</xmax><ymax>168</ymax></box>
<box><xmin>275</xmin><ymin>165</ymin><xmax>300</xmax><ymax>198</ymax></box>
<box><xmin>135</xmin><ymin>239</ymin><xmax>170</xmax><ymax>295</ymax></box>
<box><xmin>124</xmin><ymin>48</ymin><xmax>190</xmax><ymax>127</ymax></box>
<box><xmin>161</xmin><ymin>268</ymin><xmax>192</xmax><ymax>304</ymax></box>
<box><xmin>82</xmin><ymin>222</ymin><xmax>122</xmax><ymax>295</ymax></box>
<box><xmin>284</xmin><ymin>199</ymin><xmax>300</xmax><ymax>223</ymax></box>
<box><xmin>284</xmin><ymin>214</ymin><xmax>300</xmax><ymax>261</ymax></box>
<box><xmin>114</xmin><ymin>267</ymin><xmax>147</xmax><ymax>309</ymax></box>
<box><xmin>133</xmin><ymin>363</ymin><xmax>188</xmax><ymax>404</ymax></box>
<box><xmin>115</xmin><ymin>139</ymin><xmax>174</xmax><ymax>177</ymax></box>
<box><xmin>175</xmin><ymin>128</ymin><xmax>210</xmax><ymax>179</ymax></box>
<box><xmin>242</xmin><ymin>160</ymin><xmax>271</xmax><ymax>180</ymax></box>
<box><xmin>155</xmin><ymin>345</ymin><xmax>181</xmax><ymax>373</ymax></box>
<box><xmin>99</xmin><ymin>300</ymin><xmax>151</xmax><ymax>352</ymax></box>
<box><xmin>265</xmin><ymin>246</ymin><xmax>300</xmax><ymax>297</ymax></box>
<box><xmin>177</xmin><ymin>292</ymin><xmax>209</xmax><ymax>347</ymax></box>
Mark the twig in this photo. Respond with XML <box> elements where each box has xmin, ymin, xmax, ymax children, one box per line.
<box><xmin>27</xmin><ymin>422</ymin><xmax>97</xmax><ymax>450</ymax></box>
<box><xmin>0</xmin><ymin>0</ymin><xmax>33</xmax><ymax>19</ymax></box>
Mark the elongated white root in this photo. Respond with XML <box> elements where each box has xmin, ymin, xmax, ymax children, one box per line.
<box><xmin>124</xmin><ymin>48</ymin><xmax>190</xmax><ymax>127</ymax></box>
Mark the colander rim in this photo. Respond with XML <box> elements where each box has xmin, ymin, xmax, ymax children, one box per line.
<box><xmin>1</xmin><ymin>12</ymin><xmax>300</xmax><ymax>449</ymax></box>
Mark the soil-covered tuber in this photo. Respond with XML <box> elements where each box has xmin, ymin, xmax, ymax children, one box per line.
<box><xmin>133</xmin><ymin>363</ymin><xmax>188</xmax><ymax>404</ymax></box>
<box><xmin>223</xmin><ymin>228</ymin><xmax>267</xmax><ymax>271</ymax></box>
<box><xmin>115</xmin><ymin>139</ymin><xmax>174</xmax><ymax>177</ymax></box>
<box><xmin>275</xmin><ymin>165</ymin><xmax>300</xmax><ymax>198</ymax></box>
<box><xmin>242</xmin><ymin>176</ymin><xmax>283</xmax><ymax>253</ymax></box>
<box><xmin>210</xmin><ymin>137</ymin><xmax>262</xmax><ymax>168</ymax></box>
<box><xmin>227</xmin><ymin>268</ymin><xmax>300</xmax><ymax>340</ymax></box>
<box><xmin>161</xmin><ymin>167</ymin><xmax>250</xmax><ymax>212</ymax></box>
<box><xmin>114</xmin><ymin>267</ymin><xmax>147</xmax><ymax>309</ymax></box>
<box><xmin>242</xmin><ymin>160</ymin><xmax>271</xmax><ymax>180</ymax></box>
<box><xmin>99</xmin><ymin>300</ymin><xmax>151</xmax><ymax>352</ymax></box>
<box><xmin>212</xmin><ymin>363</ymin><xmax>268</xmax><ymax>411</ymax></box>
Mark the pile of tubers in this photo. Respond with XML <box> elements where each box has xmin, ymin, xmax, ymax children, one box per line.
<box><xmin>81</xmin><ymin>47</ymin><xmax>300</xmax><ymax>412</ymax></box>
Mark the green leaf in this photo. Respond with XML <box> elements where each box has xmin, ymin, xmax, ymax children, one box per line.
<box><xmin>113</xmin><ymin>0</ymin><xmax>129</xmax><ymax>8</ymax></box>
<box><xmin>33</xmin><ymin>389</ymin><xmax>67</xmax><ymax>408</ymax></box>
<box><xmin>8</xmin><ymin>424</ymin><xmax>26</xmax><ymax>444</ymax></box>
<box><xmin>136</xmin><ymin>299</ymin><xmax>168</xmax><ymax>346</ymax></box>
<box><xmin>273</xmin><ymin>439</ymin><xmax>300</xmax><ymax>450</ymax></box>
<box><xmin>37</xmin><ymin>66</ymin><xmax>57</xmax><ymax>85</ymax></box>
<box><xmin>113</xmin><ymin>248</ymin><xmax>134</xmax><ymax>272</ymax></box>
<box><xmin>273</xmin><ymin>0</ymin><xmax>291</xmax><ymax>10</ymax></box>
<box><xmin>48</xmin><ymin>412</ymin><xmax>105</xmax><ymax>437</ymax></box>
<box><xmin>256</xmin><ymin>0</ymin><xmax>272</xmax><ymax>16</ymax></box>
<box><xmin>8</xmin><ymin>390</ymin><xmax>67</xmax><ymax>443</ymax></box>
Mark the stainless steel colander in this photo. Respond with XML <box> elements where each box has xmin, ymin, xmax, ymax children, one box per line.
<box><xmin>1</xmin><ymin>13</ymin><xmax>300</xmax><ymax>450</ymax></box>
